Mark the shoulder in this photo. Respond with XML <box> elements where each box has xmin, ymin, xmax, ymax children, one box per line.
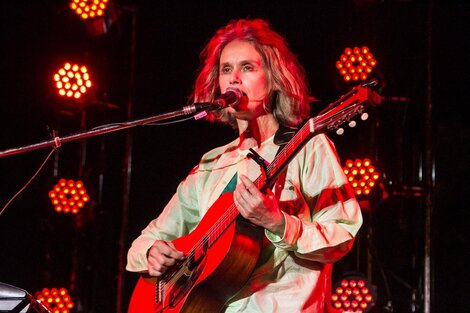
<box><xmin>188</xmin><ymin>137</ymin><xmax>240</xmax><ymax>174</ymax></box>
<box><xmin>290</xmin><ymin>133</ymin><xmax>341</xmax><ymax>170</ymax></box>
<box><xmin>305</xmin><ymin>133</ymin><xmax>337</xmax><ymax>153</ymax></box>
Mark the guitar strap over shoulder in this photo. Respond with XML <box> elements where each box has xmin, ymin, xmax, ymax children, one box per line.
<box><xmin>273</xmin><ymin>124</ymin><xmax>297</xmax><ymax>200</ymax></box>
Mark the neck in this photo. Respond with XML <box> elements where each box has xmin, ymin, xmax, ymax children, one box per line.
<box><xmin>237</xmin><ymin>114</ymin><xmax>279</xmax><ymax>150</ymax></box>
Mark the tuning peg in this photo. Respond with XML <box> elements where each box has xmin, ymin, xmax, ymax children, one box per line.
<box><xmin>348</xmin><ymin>120</ymin><xmax>357</xmax><ymax>128</ymax></box>
<box><xmin>336</xmin><ymin>128</ymin><xmax>345</xmax><ymax>135</ymax></box>
<box><xmin>361</xmin><ymin>112</ymin><xmax>369</xmax><ymax>120</ymax></box>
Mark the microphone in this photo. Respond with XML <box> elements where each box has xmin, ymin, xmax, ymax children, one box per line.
<box><xmin>213</xmin><ymin>87</ymin><xmax>244</xmax><ymax>108</ymax></box>
<box><xmin>184</xmin><ymin>87</ymin><xmax>244</xmax><ymax>117</ymax></box>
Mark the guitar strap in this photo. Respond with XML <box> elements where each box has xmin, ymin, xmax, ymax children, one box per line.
<box><xmin>272</xmin><ymin>124</ymin><xmax>297</xmax><ymax>200</ymax></box>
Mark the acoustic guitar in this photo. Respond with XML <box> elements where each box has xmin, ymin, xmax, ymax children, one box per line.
<box><xmin>128</xmin><ymin>81</ymin><xmax>382</xmax><ymax>313</ymax></box>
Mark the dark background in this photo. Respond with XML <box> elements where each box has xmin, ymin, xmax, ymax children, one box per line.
<box><xmin>0</xmin><ymin>1</ymin><xmax>468</xmax><ymax>312</ymax></box>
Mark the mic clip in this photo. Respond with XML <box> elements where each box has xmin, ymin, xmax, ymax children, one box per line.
<box><xmin>189</xmin><ymin>102</ymin><xmax>220</xmax><ymax>120</ymax></box>
<box><xmin>188</xmin><ymin>102</ymin><xmax>220</xmax><ymax>113</ymax></box>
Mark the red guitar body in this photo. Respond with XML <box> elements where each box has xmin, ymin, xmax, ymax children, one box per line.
<box><xmin>128</xmin><ymin>192</ymin><xmax>263</xmax><ymax>313</ymax></box>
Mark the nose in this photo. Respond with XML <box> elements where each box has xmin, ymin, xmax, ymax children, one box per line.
<box><xmin>229</xmin><ymin>69</ymin><xmax>241</xmax><ymax>85</ymax></box>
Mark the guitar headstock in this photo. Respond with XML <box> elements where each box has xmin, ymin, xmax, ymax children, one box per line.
<box><xmin>262</xmin><ymin>80</ymin><xmax>381</xmax><ymax>191</ymax></box>
<box><xmin>313</xmin><ymin>80</ymin><xmax>382</xmax><ymax>136</ymax></box>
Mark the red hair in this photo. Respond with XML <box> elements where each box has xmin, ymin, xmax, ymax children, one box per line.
<box><xmin>193</xmin><ymin>18</ymin><xmax>313</xmax><ymax>128</ymax></box>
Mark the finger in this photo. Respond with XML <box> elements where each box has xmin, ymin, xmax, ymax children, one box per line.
<box><xmin>233</xmin><ymin>191</ymin><xmax>250</xmax><ymax>219</ymax></box>
<box><xmin>234</xmin><ymin>183</ymin><xmax>253</xmax><ymax>207</ymax></box>
<box><xmin>233</xmin><ymin>185</ymin><xmax>253</xmax><ymax>211</ymax></box>
<box><xmin>148</xmin><ymin>263</ymin><xmax>167</xmax><ymax>277</ymax></box>
<box><xmin>233</xmin><ymin>190</ymin><xmax>246</xmax><ymax>210</ymax></box>
<box><xmin>235</xmin><ymin>182</ymin><xmax>249</xmax><ymax>198</ymax></box>
<box><xmin>234</xmin><ymin>181</ymin><xmax>252</xmax><ymax>206</ymax></box>
<box><xmin>147</xmin><ymin>255</ymin><xmax>168</xmax><ymax>276</ymax></box>
<box><xmin>147</xmin><ymin>253</ymin><xmax>179</xmax><ymax>277</ymax></box>
<box><xmin>167</xmin><ymin>242</ymin><xmax>185</xmax><ymax>260</ymax></box>
<box><xmin>239</xmin><ymin>175</ymin><xmax>253</xmax><ymax>189</ymax></box>
<box><xmin>239</xmin><ymin>180</ymin><xmax>265</xmax><ymax>209</ymax></box>
<box><xmin>239</xmin><ymin>175</ymin><xmax>261</xmax><ymax>196</ymax></box>
<box><xmin>155</xmin><ymin>241</ymin><xmax>184</xmax><ymax>260</ymax></box>
<box><xmin>148</xmin><ymin>258</ymin><xmax>169</xmax><ymax>271</ymax></box>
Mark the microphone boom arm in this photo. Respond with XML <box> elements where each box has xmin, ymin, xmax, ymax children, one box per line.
<box><xmin>0</xmin><ymin>103</ymin><xmax>216</xmax><ymax>159</ymax></box>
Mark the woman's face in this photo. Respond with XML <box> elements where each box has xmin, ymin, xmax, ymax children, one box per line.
<box><xmin>218</xmin><ymin>40</ymin><xmax>269</xmax><ymax>121</ymax></box>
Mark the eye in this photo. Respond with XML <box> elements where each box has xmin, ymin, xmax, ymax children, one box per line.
<box><xmin>220</xmin><ymin>66</ymin><xmax>232</xmax><ymax>74</ymax></box>
<box><xmin>242</xmin><ymin>64</ymin><xmax>254</xmax><ymax>72</ymax></box>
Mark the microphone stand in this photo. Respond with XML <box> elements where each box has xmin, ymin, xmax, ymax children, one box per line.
<box><xmin>0</xmin><ymin>102</ymin><xmax>216</xmax><ymax>158</ymax></box>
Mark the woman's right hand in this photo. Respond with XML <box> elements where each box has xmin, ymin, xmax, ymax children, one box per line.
<box><xmin>147</xmin><ymin>240</ymin><xmax>185</xmax><ymax>277</ymax></box>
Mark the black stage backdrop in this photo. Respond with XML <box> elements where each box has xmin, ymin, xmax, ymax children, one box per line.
<box><xmin>0</xmin><ymin>1</ymin><xmax>468</xmax><ymax>312</ymax></box>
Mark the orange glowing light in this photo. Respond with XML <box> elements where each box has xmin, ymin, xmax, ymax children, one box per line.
<box><xmin>331</xmin><ymin>275</ymin><xmax>376</xmax><ymax>313</ymax></box>
<box><xmin>343</xmin><ymin>158</ymin><xmax>380</xmax><ymax>197</ymax></box>
<box><xmin>48</xmin><ymin>178</ymin><xmax>90</xmax><ymax>214</ymax></box>
<box><xmin>70</xmin><ymin>0</ymin><xmax>109</xmax><ymax>20</ymax></box>
<box><xmin>53</xmin><ymin>62</ymin><xmax>92</xmax><ymax>99</ymax></box>
<box><xmin>35</xmin><ymin>287</ymin><xmax>75</xmax><ymax>313</ymax></box>
<box><xmin>336</xmin><ymin>46</ymin><xmax>377</xmax><ymax>82</ymax></box>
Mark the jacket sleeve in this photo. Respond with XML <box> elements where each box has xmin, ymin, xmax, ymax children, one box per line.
<box><xmin>265</xmin><ymin>134</ymin><xmax>363</xmax><ymax>263</ymax></box>
<box><xmin>126</xmin><ymin>168</ymin><xmax>201</xmax><ymax>272</ymax></box>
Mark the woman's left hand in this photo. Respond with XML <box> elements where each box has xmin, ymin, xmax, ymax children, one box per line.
<box><xmin>233</xmin><ymin>174</ymin><xmax>285</xmax><ymax>236</ymax></box>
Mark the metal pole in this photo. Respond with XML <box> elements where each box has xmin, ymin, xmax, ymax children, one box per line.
<box><xmin>116</xmin><ymin>6</ymin><xmax>137</xmax><ymax>313</ymax></box>
<box><xmin>424</xmin><ymin>1</ymin><xmax>434</xmax><ymax>312</ymax></box>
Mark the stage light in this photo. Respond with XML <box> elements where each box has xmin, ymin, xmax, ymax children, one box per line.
<box><xmin>53</xmin><ymin>62</ymin><xmax>93</xmax><ymax>100</ymax></box>
<box><xmin>48</xmin><ymin>178</ymin><xmax>90</xmax><ymax>214</ymax></box>
<box><xmin>69</xmin><ymin>0</ymin><xmax>118</xmax><ymax>37</ymax></box>
<box><xmin>343</xmin><ymin>158</ymin><xmax>380</xmax><ymax>197</ymax></box>
<box><xmin>34</xmin><ymin>287</ymin><xmax>74</xmax><ymax>313</ymax></box>
<box><xmin>331</xmin><ymin>274</ymin><xmax>376</xmax><ymax>313</ymax></box>
<box><xmin>69</xmin><ymin>0</ymin><xmax>109</xmax><ymax>20</ymax></box>
<box><xmin>336</xmin><ymin>46</ymin><xmax>377</xmax><ymax>82</ymax></box>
